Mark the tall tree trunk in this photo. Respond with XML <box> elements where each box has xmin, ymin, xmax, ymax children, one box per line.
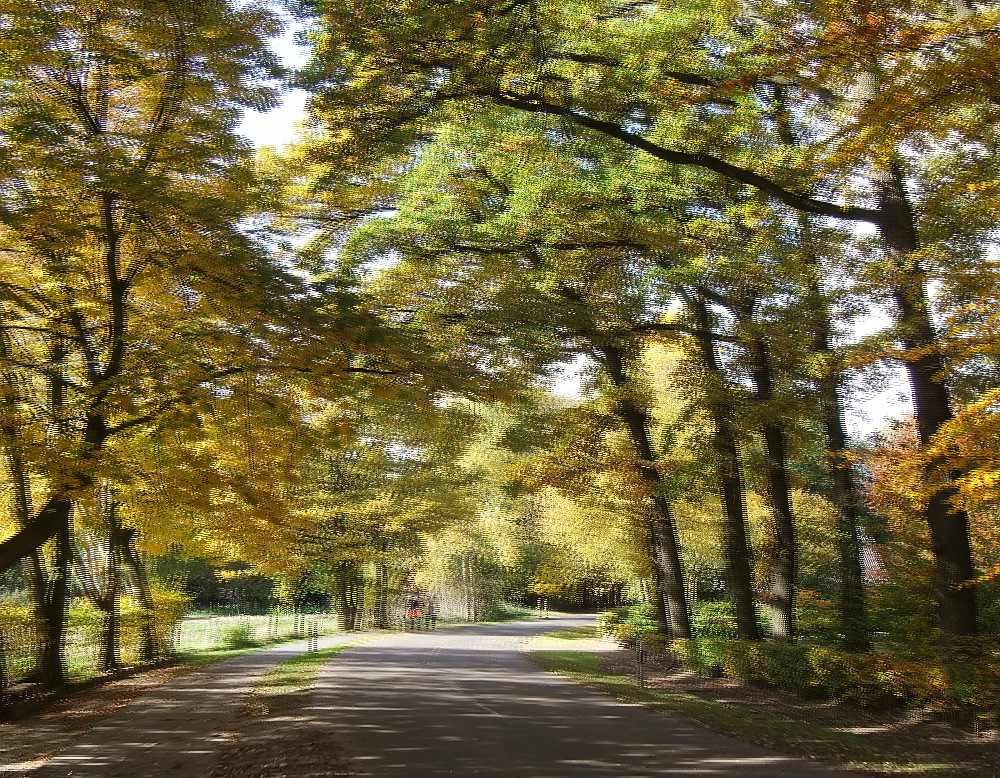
<box><xmin>802</xmin><ymin>250</ymin><xmax>872</xmax><ymax>651</ymax></box>
<box><xmin>821</xmin><ymin>391</ymin><xmax>872</xmax><ymax>651</ymax></box>
<box><xmin>649</xmin><ymin>499</ymin><xmax>688</xmax><ymax>638</ymax></box>
<box><xmin>1</xmin><ymin>433</ymin><xmax>55</xmax><ymax>677</ymax></box>
<box><xmin>766</xmin><ymin>88</ymin><xmax>871</xmax><ymax>648</ymax></box>
<box><xmin>0</xmin><ymin>320</ymin><xmax>58</xmax><ymax>675</ymax></box>
<box><xmin>101</xmin><ymin>500</ymin><xmax>123</xmax><ymax>671</ymax></box>
<box><xmin>689</xmin><ymin>292</ymin><xmax>761</xmax><ymax>641</ymax></box>
<box><xmin>875</xmin><ymin>164</ymin><xmax>978</xmax><ymax>638</ymax></box>
<box><xmin>597</xmin><ymin>344</ymin><xmax>691</xmax><ymax>639</ymax></box>
<box><xmin>74</xmin><ymin>494</ymin><xmax>126</xmax><ymax>672</ymax></box>
<box><xmin>745</xmin><ymin>334</ymin><xmax>797</xmax><ymax>641</ymax></box>
<box><xmin>335</xmin><ymin>561</ymin><xmax>362</xmax><ymax>631</ymax></box>
<box><xmin>39</xmin><ymin>517</ymin><xmax>71</xmax><ymax>688</ymax></box>
<box><xmin>373</xmin><ymin>559</ymin><xmax>390</xmax><ymax>629</ymax></box>
<box><xmin>120</xmin><ymin>528</ymin><xmax>158</xmax><ymax>661</ymax></box>
<box><xmin>646</xmin><ymin>554</ymin><xmax>671</xmax><ymax>636</ymax></box>
<box><xmin>39</xmin><ymin>327</ymin><xmax>72</xmax><ymax>688</ymax></box>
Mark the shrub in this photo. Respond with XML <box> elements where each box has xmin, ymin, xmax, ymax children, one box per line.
<box><xmin>640</xmin><ymin>632</ymin><xmax>675</xmax><ymax>656</ymax></box>
<box><xmin>0</xmin><ymin>602</ymin><xmax>40</xmax><ymax>684</ymax></box>
<box><xmin>942</xmin><ymin>657</ymin><xmax>1000</xmax><ymax>720</ymax></box>
<box><xmin>672</xmin><ymin>637</ymin><xmax>726</xmax><ymax>676</ymax></box>
<box><xmin>718</xmin><ymin>640</ymin><xmax>766</xmax><ymax>684</ymax></box>
<box><xmin>757</xmin><ymin>641</ymin><xmax>820</xmax><ymax>695</ymax></box>
<box><xmin>808</xmin><ymin>646</ymin><xmax>914</xmax><ymax>708</ymax></box>
<box><xmin>690</xmin><ymin>601</ymin><xmax>737</xmax><ymax>639</ymax></box>
<box><xmin>597</xmin><ymin>605</ymin><xmax>658</xmax><ymax>648</ymax></box>
<box><xmin>218</xmin><ymin>622</ymin><xmax>261</xmax><ymax>650</ymax></box>
<box><xmin>147</xmin><ymin>589</ymin><xmax>191</xmax><ymax>653</ymax></box>
<box><xmin>671</xmin><ymin>629</ymin><xmax>1000</xmax><ymax>718</ymax></box>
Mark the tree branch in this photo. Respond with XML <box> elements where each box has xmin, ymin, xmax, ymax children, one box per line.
<box><xmin>488</xmin><ymin>92</ymin><xmax>884</xmax><ymax>224</ymax></box>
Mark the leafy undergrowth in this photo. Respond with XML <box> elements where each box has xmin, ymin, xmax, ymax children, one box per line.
<box><xmin>528</xmin><ymin>640</ymin><xmax>973</xmax><ymax>777</ymax></box>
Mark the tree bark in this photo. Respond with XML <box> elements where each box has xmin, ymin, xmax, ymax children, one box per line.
<box><xmin>689</xmin><ymin>292</ymin><xmax>761</xmax><ymax>641</ymax></box>
<box><xmin>597</xmin><ymin>344</ymin><xmax>692</xmax><ymax>639</ymax></box>
<box><xmin>38</xmin><ymin>517</ymin><xmax>71</xmax><ymax>688</ymax></box>
<box><xmin>102</xmin><ymin>501</ymin><xmax>123</xmax><ymax>671</ymax></box>
<box><xmin>335</xmin><ymin>560</ymin><xmax>363</xmax><ymax>631</ymax></box>
<box><xmin>744</xmin><ymin>333</ymin><xmax>797</xmax><ymax>640</ymax></box>
<box><xmin>874</xmin><ymin>164</ymin><xmax>978</xmax><ymax>638</ymax></box>
<box><xmin>801</xmin><ymin>246</ymin><xmax>872</xmax><ymax>650</ymax></box>
<box><xmin>373</xmin><ymin>559</ymin><xmax>391</xmax><ymax>629</ymax></box>
<box><xmin>120</xmin><ymin>528</ymin><xmax>159</xmax><ymax>662</ymax></box>
<box><xmin>0</xmin><ymin>349</ymin><xmax>60</xmax><ymax>675</ymax></box>
<box><xmin>646</xmin><ymin>554</ymin><xmax>671</xmax><ymax>636</ymax></box>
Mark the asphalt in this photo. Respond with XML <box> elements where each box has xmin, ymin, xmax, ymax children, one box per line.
<box><xmin>28</xmin><ymin>633</ymin><xmax>374</xmax><ymax>778</ymax></box>
<box><xmin>307</xmin><ymin>614</ymin><xmax>854</xmax><ymax>777</ymax></box>
<box><xmin>23</xmin><ymin>615</ymin><xmax>858</xmax><ymax>777</ymax></box>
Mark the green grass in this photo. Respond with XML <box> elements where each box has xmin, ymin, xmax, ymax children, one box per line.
<box><xmin>175</xmin><ymin>645</ymin><xmax>270</xmax><ymax>668</ymax></box>
<box><xmin>534</xmin><ymin>625</ymin><xmax>599</xmax><ymax>641</ymax></box>
<box><xmin>173</xmin><ymin>612</ymin><xmax>342</xmax><ymax>652</ymax></box>
<box><xmin>528</xmin><ymin>647</ymin><xmax>973</xmax><ymax>777</ymax></box>
<box><xmin>240</xmin><ymin>636</ymin><xmax>376</xmax><ymax>717</ymax></box>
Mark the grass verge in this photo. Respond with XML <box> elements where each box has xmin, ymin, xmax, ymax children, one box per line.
<box><xmin>239</xmin><ymin>636</ymin><xmax>377</xmax><ymax>717</ymax></box>
<box><xmin>528</xmin><ymin>641</ymin><xmax>973</xmax><ymax>777</ymax></box>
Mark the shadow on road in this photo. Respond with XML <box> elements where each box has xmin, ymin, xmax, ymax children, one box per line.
<box><xmin>306</xmin><ymin>615</ymin><xmax>853</xmax><ymax>777</ymax></box>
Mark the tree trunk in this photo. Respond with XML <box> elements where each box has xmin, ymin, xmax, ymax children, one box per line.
<box><xmin>647</xmin><ymin>560</ymin><xmax>671</xmax><ymax>636</ymax></box>
<box><xmin>0</xmin><ymin>378</ymin><xmax>60</xmax><ymax>678</ymax></box>
<box><xmin>874</xmin><ymin>164</ymin><xmax>978</xmax><ymax>638</ymax></box>
<box><xmin>101</xmin><ymin>501</ymin><xmax>123</xmax><ymax>671</ymax></box>
<box><xmin>73</xmin><ymin>495</ymin><xmax>126</xmax><ymax>672</ymax></box>
<box><xmin>649</xmin><ymin>499</ymin><xmax>688</xmax><ymax>638</ymax></box>
<box><xmin>766</xmin><ymin>93</ymin><xmax>871</xmax><ymax>648</ymax></box>
<box><xmin>808</xmin><ymin>291</ymin><xmax>872</xmax><ymax>649</ymax></box>
<box><xmin>373</xmin><ymin>560</ymin><xmax>390</xmax><ymax>629</ymax></box>
<box><xmin>744</xmin><ymin>334</ymin><xmax>797</xmax><ymax>640</ymax></box>
<box><xmin>0</xmin><ymin>631</ymin><xmax>8</xmax><ymax>704</ymax></box>
<box><xmin>120</xmin><ymin>528</ymin><xmax>158</xmax><ymax>661</ymax></box>
<box><xmin>596</xmin><ymin>344</ymin><xmax>691</xmax><ymax>638</ymax></box>
<box><xmin>39</xmin><ymin>516</ymin><xmax>71</xmax><ymax>688</ymax></box>
<box><xmin>689</xmin><ymin>292</ymin><xmax>761</xmax><ymax>641</ymax></box>
<box><xmin>335</xmin><ymin>561</ymin><xmax>363</xmax><ymax>631</ymax></box>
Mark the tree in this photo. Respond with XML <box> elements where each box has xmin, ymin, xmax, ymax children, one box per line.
<box><xmin>302</xmin><ymin>0</ymin><xmax>997</xmax><ymax>638</ymax></box>
<box><xmin>0</xmin><ymin>0</ymin><xmax>288</xmax><ymax>576</ymax></box>
<box><xmin>308</xmin><ymin>119</ymin><xmax>706</xmax><ymax>635</ymax></box>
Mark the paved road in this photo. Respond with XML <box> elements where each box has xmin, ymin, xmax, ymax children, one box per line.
<box><xmin>25</xmin><ymin>616</ymin><xmax>857</xmax><ymax>777</ymax></box>
<box><xmin>28</xmin><ymin>633</ymin><xmax>374</xmax><ymax>778</ymax></box>
<box><xmin>309</xmin><ymin>614</ymin><xmax>854</xmax><ymax>776</ymax></box>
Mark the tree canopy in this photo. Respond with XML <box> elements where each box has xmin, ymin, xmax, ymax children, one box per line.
<box><xmin>2</xmin><ymin>0</ymin><xmax>999</xmax><ymax>708</ymax></box>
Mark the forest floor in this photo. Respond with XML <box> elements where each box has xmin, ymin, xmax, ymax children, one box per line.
<box><xmin>594</xmin><ymin>645</ymin><xmax>1000</xmax><ymax>777</ymax></box>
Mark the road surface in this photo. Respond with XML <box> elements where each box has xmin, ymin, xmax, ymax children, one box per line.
<box><xmin>307</xmin><ymin>614</ymin><xmax>852</xmax><ymax>776</ymax></box>
<box><xmin>25</xmin><ymin>615</ymin><xmax>856</xmax><ymax>777</ymax></box>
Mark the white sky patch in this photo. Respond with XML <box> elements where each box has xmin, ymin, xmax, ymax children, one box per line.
<box><xmin>238</xmin><ymin>14</ymin><xmax>310</xmax><ymax>150</ymax></box>
<box><xmin>845</xmin><ymin>375</ymin><xmax>912</xmax><ymax>439</ymax></box>
<box><xmin>241</xmin><ymin>89</ymin><xmax>309</xmax><ymax>149</ymax></box>
<box><xmin>841</xmin><ymin>300</ymin><xmax>912</xmax><ymax>439</ymax></box>
<box><xmin>549</xmin><ymin>354</ymin><xmax>591</xmax><ymax>400</ymax></box>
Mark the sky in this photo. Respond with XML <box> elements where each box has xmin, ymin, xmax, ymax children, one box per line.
<box><xmin>547</xmin><ymin>352</ymin><xmax>911</xmax><ymax>440</ymax></box>
<box><xmin>237</xmin><ymin>17</ymin><xmax>310</xmax><ymax>149</ymax></box>
<box><xmin>236</xmin><ymin>21</ymin><xmax>912</xmax><ymax>440</ymax></box>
